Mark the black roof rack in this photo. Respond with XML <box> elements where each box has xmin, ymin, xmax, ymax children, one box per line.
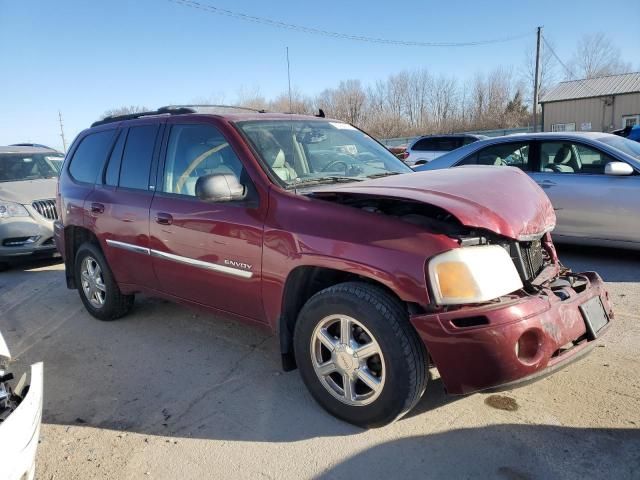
<box><xmin>159</xmin><ymin>104</ymin><xmax>268</xmax><ymax>114</ymax></box>
<box><xmin>90</xmin><ymin>106</ymin><xmax>197</xmax><ymax>128</ymax></box>
<box><xmin>90</xmin><ymin>104</ymin><xmax>268</xmax><ymax>128</ymax></box>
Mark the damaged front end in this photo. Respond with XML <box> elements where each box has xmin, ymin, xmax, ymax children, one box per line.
<box><xmin>309</xmin><ymin>170</ymin><xmax>612</xmax><ymax>395</ymax></box>
<box><xmin>0</xmin><ymin>332</ymin><xmax>43</xmax><ymax>480</ymax></box>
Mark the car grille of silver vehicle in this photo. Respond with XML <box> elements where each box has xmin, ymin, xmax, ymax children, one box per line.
<box><xmin>510</xmin><ymin>239</ymin><xmax>545</xmax><ymax>282</ymax></box>
<box><xmin>32</xmin><ymin>199</ymin><xmax>58</xmax><ymax>220</ymax></box>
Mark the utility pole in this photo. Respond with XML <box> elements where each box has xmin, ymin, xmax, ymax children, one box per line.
<box><xmin>58</xmin><ymin>111</ymin><xmax>67</xmax><ymax>153</ymax></box>
<box><xmin>286</xmin><ymin>46</ymin><xmax>292</xmax><ymax>113</ymax></box>
<box><xmin>533</xmin><ymin>26</ymin><xmax>542</xmax><ymax>132</ymax></box>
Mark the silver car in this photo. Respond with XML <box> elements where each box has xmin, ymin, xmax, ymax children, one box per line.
<box><xmin>0</xmin><ymin>146</ymin><xmax>63</xmax><ymax>268</ymax></box>
<box><xmin>415</xmin><ymin>132</ymin><xmax>640</xmax><ymax>249</ymax></box>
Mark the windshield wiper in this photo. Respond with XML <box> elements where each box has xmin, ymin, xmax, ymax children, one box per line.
<box><xmin>366</xmin><ymin>172</ymin><xmax>402</xmax><ymax>179</ymax></box>
<box><xmin>288</xmin><ymin>176</ymin><xmax>365</xmax><ymax>188</ymax></box>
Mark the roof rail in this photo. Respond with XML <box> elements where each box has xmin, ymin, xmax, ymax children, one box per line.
<box><xmin>158</xmin><ymin>104</ymin><xmax>268</xmax><ymax>114</ymax></box>
<box><xmin>90</xmin><ymin>106</ymin><xmax>197</xmax><ymax>128</ymax></box>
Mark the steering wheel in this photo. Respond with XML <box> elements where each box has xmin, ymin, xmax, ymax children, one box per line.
<box><xmin>321</xmin><ymin>160</ymin><xmax>349</xmax><ymax>172</ymax></box>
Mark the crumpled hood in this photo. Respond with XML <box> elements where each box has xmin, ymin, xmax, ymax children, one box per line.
<box><xmin>0</xmin><ymin>178</ymin><xmax>57</xmax><ymax>205</ymax></box>
<box><xmin>316</xmin><ymin>166</ymin><xmax>556</xmax><ymax>240</ymax></box>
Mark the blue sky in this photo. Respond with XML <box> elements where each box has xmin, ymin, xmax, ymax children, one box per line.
<box><xmin>1</xmin><ymin>0</ymin><xmax>638</xmax><ymax>150</ymax></box>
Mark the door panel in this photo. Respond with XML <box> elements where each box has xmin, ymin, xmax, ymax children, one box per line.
<box><xmin>149</xmin><ymin>196</ymin><xmax>264</xmax><ymax>320</ymax></box>
<box><xmin>87</xmin><ymin>186</ymin><xmax>157</xmax><ymax>288</ymax></box>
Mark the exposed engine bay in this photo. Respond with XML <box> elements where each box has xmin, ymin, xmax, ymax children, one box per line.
<box><xmin>310</xmin><ymin>192</ymin><xmax>584</xmax><ymax>297</ymax></box>
<box><xmin>0</xmin><ymin>358</ymin><xmax>27</xmax><ymax>424</ymax></box>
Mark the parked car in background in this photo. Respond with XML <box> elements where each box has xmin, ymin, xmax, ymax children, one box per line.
<box><xmin>56</xmin><ymin>106</ymin><xmax>611</xmax><ymax>427</ymax></box>
<box><xmin>0</xmin><ymin>330</ymin><xmax>43</xmax><ymax>480</ymax></box>
<box><xmin>10</xmin><ymin>143</ymin><xmax>56</xmax><ymax>150</ymax></box>
<box><xmin>404</xmin><ymin>134</ymin><xmax>487</xmax><ymax>167</ymax></box>
<box><xmin>612</xmin><ymin>125</ymin><xmax>640</xmax><ymax>143</ymax></box>
<box><xmin>0</xmin><ymin>146</ymin><xmax>62</xmax><ymax>269</ymax></box>
<box><xmin>415</xmin><ymin>132</ymin><xmax>640</xmax><ymax>249</ymax></box>
<box><xmin>387</xmin><ymin>144</ymin><xmax>407</xmax><ymax>160</ymax></box>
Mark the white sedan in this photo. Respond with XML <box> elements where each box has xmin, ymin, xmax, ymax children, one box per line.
<box><xmin>0</xmin><ymin>331</ymin><xmax>43</xmax><ymax>480</ymax></box>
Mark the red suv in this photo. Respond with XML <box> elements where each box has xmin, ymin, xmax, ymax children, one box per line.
<box><xmin>55</xmin><ymin>106</ymin><xmax>612</xmax><ymax>427</ymax></box>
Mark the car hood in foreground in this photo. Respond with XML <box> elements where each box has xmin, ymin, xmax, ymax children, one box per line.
<box><xmin>315</xmin><ymin>166</ymin><xmax>556</xmax><ymax>241</ymax></box>
<box><xmin>0</xmin><ymin>178</ymin><xmax>58</xmax><ymax>204</ymax></box>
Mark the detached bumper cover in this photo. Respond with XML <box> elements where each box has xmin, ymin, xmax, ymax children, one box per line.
<box><xmin>411</xmin><ymin>272</ymin><xmax>611</xmax><ymax>395</ymax></box>
<box><xmin>0</xmin><ymin>363</ymin><xmax>44</xmax><ymax>480</ymax></box>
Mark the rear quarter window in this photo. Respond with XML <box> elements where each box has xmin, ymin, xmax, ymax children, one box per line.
<box><xmin>68</xmin><ymin>130</ymin><xmax>116</xmax><ymax>183</ymax></box>
<box><xmin>118</xmin><ymin>125</ymin><xmax>160</xmax><ymax>190</ymax></box>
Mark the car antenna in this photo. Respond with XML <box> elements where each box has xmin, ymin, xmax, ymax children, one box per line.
<box><xmin>315</xmin><ymin>109</ymin><xmax>325</xmax><ymax>118</ymax></box>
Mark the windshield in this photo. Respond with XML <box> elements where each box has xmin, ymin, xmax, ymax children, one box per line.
<box><xmin>0</xmin><ymin>153</ymin><xmax>61</xmax><ymax>182</ymax></box>
<box><xmin>597</xmin><ymin>135</ymin><xmax>640</xmax><ymax>160</ymax></box>
<box><xmin>237</xmin><ymin>120</ymin><xmax>412</xmax><ymax>187</ymax></box>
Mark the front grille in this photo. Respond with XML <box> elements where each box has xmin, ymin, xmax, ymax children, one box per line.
<box><xmin>510</xmin><ymin>239</ymin><xmax>545</xmax><ymax>282</ymax></box>
<box><xmin>32</xmin><ymin>199</ymin><xmax>58</xmax><ymax>220</ymax></box>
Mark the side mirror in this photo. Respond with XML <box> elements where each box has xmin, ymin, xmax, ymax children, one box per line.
<box><xmin>195</xmin><ymin>174</ymin><xmax>246</xmax><ymax>202</ymax></box>
<box><xmin>604</xmin><ymin>161</ymin><xmax>634</xmax><ymax>176</ymax></box>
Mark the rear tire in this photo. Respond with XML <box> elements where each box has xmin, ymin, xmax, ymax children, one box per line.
<box><xmin>294</xmin><ymin>282</ymin><xmax>428</xmax><ymax>428</ymax></box>
<box><xmin>74</xmin><ymin>243</ymin><xmax>134</xmax><ymax>321</ymax></box>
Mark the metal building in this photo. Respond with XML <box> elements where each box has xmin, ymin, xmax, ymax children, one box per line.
<box><xmin>540</xmin><ymin>72</ymin><xmax>640</xmax><ymax>133</ymax></box>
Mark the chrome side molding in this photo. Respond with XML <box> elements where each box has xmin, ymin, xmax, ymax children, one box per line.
<box><xmin>105</xmin><ymin>239</ymin><xmax>253</xmax><ymax>279</ymax></box>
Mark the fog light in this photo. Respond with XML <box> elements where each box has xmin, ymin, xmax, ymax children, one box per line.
<box><xmin>515</xmin><ymin>329</ymin><xmax>543</xmax><ymax>364</ymax></box>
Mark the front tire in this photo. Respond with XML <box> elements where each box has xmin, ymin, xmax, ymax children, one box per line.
<box><xmin>74</xmin><ymin>243</ymin><xmax>134</xmax><ymax>321</ymax></box>
<box><xmin>294</xmin><ymin>282</ymin><xmax>428</xmax><ymax>428</ymax></box>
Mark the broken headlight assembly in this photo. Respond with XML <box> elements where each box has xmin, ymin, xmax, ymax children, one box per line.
<box><xmin>428</xmin><ymin>245</ymin><xmax>523</xmax><ymax>305</ymax></box>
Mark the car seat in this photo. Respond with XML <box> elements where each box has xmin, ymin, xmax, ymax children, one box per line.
<box><xmin>551</xmin><ymin>146</ymin><xmax>577</xmax><ymax>173</ymax></box>
<box><xmin>267</xmin><ymin>148</ymin><xmax>298</xmax><ymax>181</ymax></box>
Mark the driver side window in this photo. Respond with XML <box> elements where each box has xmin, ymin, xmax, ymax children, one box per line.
<box><xmin>539</xmin><ymin>142</ymin><xmax>613</xmax><ymax>174</ymax></box>
<box><xmin>162</xmin><ymin>124</ymin><xmax>244</xmax><ymax>197</ymax></box>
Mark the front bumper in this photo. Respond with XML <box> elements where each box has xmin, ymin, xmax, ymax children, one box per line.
<box><xmin>0</xmin><ymin>215</ymin><xmax>57</xmax><ymax>260</ymax></box>
<box><xmin>411</xmin><ymin>271</ymin><xmax>611</xmax><ymax>395</ymax></box>
<box><xmin>0</xmin><ymin>362</ymin><xmax>44</xmax><ymax>480</ymax></box>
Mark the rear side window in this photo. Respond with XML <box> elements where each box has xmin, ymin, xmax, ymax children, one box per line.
<box><xmin>69</xmin><ymin>130</ymin><xmax>116</xmax><ymax>183</ymax></box>
<box><xmin>413</xmin><ymin>137</ymin><xmax>462</xmax><ymax>152</ymax></box>
<box><xmin>119</xmin><ymin>125</ymin><xmax>160</xmax><ymax>190</ymax></box>
<box><xmin>412</xmin><ymin>138</ymin><xmax>436</xmax><ymax>151</ymax></box>
<box><xmin>458</xmin><ymin>142</ymin><xmax>530</xmax><ymax>170</ymax></box>
<box><xmin>104</xmin><ymin>130</ymin><xmax>126</xmax><ymax>186</ymax></box>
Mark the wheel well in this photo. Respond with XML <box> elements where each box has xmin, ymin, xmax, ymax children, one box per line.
<box><xmin>278</xmin><ymin>266</ymin><xmax>406</xmax><ymax>371</ymax></box>
<box><xmin>63</xmin><ymin>226</ymin><xmax>100</xmax><ymax>289</ymax></box>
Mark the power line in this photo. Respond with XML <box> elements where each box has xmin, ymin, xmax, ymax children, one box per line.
<box><xmin>167</xmin><ymin>0</ymin><xmax>534</xmax><ymax>48</ymax></box>
<box><xmin>542</xmin><ymin>35</ymin><xmax>601</xmax><ymax>96</ymax></box>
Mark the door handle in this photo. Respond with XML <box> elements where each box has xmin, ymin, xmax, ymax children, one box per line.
<box><xmin>537</xmin><ymin>180</ymin><xmax>556</xmax><ymax>189</ymax></box>
<box><xmin>155</xmin><ymin>212</ymin><xmax>173</xmax><ymax>225</ymax></box>
<box><xmin>90</xmin><ymin>202</ymin><xmax>105</xmax><ymax>214</ymax></box>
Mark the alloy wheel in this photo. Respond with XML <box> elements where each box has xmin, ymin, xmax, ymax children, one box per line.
<box><xmin>81</xmin><ymin>256</ymin><xmax>106</xmax><ymax>308</ymax></box>
<box><xmin>310</xmin><ymin>315</ymin><xmax>385</xmax><ymax>406</ymax></box>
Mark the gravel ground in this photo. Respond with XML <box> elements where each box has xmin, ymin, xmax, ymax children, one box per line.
<box><xmin>1</xmin><ymin>245</ymin><xmax>639</xmax><ymax>480</ymax></box>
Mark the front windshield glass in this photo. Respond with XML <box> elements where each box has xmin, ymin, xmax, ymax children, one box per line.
<box><xmin>237</xmin><ymin>120</ymin><xmax>412</xmax><ymax>187</ymax></box>
<box><xmin>0</xmin><ymin>153</ymin><xmax>61</xmax><ymax>182</ymax></box>
<box><xmin>597</xmin><ymin>135</ymin><xmax>640</xmax><ymax>160</ymax></box>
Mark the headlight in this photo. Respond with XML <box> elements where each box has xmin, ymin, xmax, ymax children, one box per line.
<box><xmin>428</xmin><ymin>245</ymin><xmax>523</xmax><ymax>305</ymax></box>
<box><xmin>0</xmin><ymin>201</ymin><xmax>30</xmax><ymax>218</ymax></box>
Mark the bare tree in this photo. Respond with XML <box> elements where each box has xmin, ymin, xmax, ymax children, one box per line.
<box><xmin>269</xmin><ymin>89</ymin><xmax>312</xmax><ymax>114</ymax></box>
<box><xmin>568</xmin><ymin>33</ymin><xmax>632</xmax><ymax>79</ymax></box>
<box><xmin>315</xmin><ymin>80</ymin><xmax>367</xmax><ymax>125</ymax></box>
<box><xmin>428</xmin><ymin>75</ymin><xmax>457</xmax><ymax>132</ymax></box>
<box><xmin>102</xmin><ymin>105</ymin><xmax>149</xmax><ymax>119</ymax></box>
